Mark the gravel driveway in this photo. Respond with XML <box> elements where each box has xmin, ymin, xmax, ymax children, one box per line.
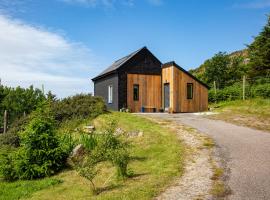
<box><xmin>142</xmin><ymin>113</ymin><xmax>270</xmax><ymax>200</ymax></box>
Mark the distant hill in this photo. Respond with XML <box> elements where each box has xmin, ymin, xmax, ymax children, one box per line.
<box><xmin>189</xmin><ymin>49</ymin><xmax>249</xmax><ymax>80</ymax></box>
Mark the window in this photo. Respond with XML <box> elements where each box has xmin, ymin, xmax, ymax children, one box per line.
<box><xmin>187</xmin><ymin>83</ymin><xmax>193</xmax><ymax>99</ymax></box>
<box><xmin>108</xmin><ymin>85</ymin><xmax>113</xmax><ymax>103</ymax></box>
<box><xmin>133</xmin><ymin>84</ymin><xmax>139</xmax><ymax>101</ymax></box>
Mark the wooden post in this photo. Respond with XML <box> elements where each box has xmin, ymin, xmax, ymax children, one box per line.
<box><xmin>214</xmin><ymin>81</ymin><xmax>217</xmax><ymax>104</ymax></box>
<box><xmin>3</xmin><ymin>110</ymin><xmax>7</xmax><ymax>134</ymax></box>
<box><xmin>243</xmin><ymin>75</ymin><xmax>246</xmax><ymax>100</ymax></box>
<box><xmin>42</xmin><ymin>84</ymin><xmax>45</xmax><ymax>94</ymax></box>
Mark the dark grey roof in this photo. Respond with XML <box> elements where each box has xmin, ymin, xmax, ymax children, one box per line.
<box><xmin>92</xmin><ymin>47</ymin><xmax>146</xmax><ymax>81</ymax></box>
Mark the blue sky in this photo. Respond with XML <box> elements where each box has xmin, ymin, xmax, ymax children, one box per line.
<box><xmin>0</xmin><ymin>0</ymin><xmax>269</xmax><ymax>97</ymax></box>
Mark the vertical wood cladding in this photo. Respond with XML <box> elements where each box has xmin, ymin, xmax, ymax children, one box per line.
<box><xmin>117</xmin><ymin>48</ymin><xmax>162</xmax><ymax>109</ymax></box>
<box><xmin>127</xmin><ymin>74</ymin><xmax>162</xmax><ymax>112</ymax></box>
<box><xmin>162</xmin><ymin>65</ymin><xmax>208</xmax><ymax>112</ymax></box>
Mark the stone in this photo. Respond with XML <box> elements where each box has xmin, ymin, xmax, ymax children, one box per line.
<box><xmin>83</xmin><ymin>125</ymin><xmax>95</xmax><ymax>134</ymax></box>
<box><xmin>115</xmin><ymin>127</ymin><xmax>125</xmax><ymax>135</ymax></box>
<box><xmin>68</xmin><ymin>144</ymin><xmax>85</xmax><ymax>166</ymax></box>
<box><xmin>127</xmin><ymin>130</ymin><xmax>144</xmax><ymax>137</ymax></box>
<box><xmin>138</xmin><ymin>131</ymin><xmax>144</xmax><ymax>137</ymax></box>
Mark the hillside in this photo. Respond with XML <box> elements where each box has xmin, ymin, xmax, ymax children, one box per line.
<box><xmin>189</xmin><ymin>49</ymin><xmax>249</xmax><ymax>82</ymax></box>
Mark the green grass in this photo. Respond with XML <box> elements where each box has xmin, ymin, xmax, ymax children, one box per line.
<box><xmin>211</xmin><ymin>181</ymin><xmax>227</xmax><ymax>198</ymax></box>
<box><xmin>0</xmin><ymin>178</ymin><xmax>62</xmax><ymax>200</ymax></box>
<box><xmin>209</xmin><ymin>98</ymin><xmax>270</xmax><ymax>131</ymax></box>
<box><xmin>1</xmin><ymin>112</ymin><xmax>184</xmax><ymax>200</ymax></box>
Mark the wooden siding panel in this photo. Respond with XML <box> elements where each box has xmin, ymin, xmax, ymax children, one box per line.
<box><xmin>127</xmin><ymin>74</ymin><xmax>161</xmax><ymax>112</ymax></box>
<box><xmin>162</xmin><ymin>65</ymin><xmax>208</xmax><ymax>112</ymax></box>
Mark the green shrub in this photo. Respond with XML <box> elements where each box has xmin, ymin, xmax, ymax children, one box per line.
<box><xmin>52</xmin><ymin>94</ymin><xmax>106</xmax><ymax>123</ymax></box>
<box><xmin>0</xmin><ymin>103</ymin><xmax>69</xmax><ymax>181</ymax></box>
<box><xmin>90</xmin><ymin>120</ymin><xmax>130</xmax><ymax>178</ymax></box>
<box><xmin>0</xmin><ymin>147</ymin><xmax>17</xmax><ymax>181</ymax></box>
<box><xmin>209</xmin><ymin>83</ymin><xmax>243</xmax><ymax>102</ymax></box>
<box><xmin>0</xmin><ymin>132</ymin><xmax>20</xmax><ymax>148</ymax></box>
<box><xmin>60</xmin><ymin>133</ymin><xmax>77</xmax><ymax>156</ymax></box>
<box><xmin>75</xmin><ymin>157</ymin><xmax>98</xmax><ymax>194</ymax></box>
<box><xmin>0</xmin><ymin>85</ymin><xmax>45</xmax><ymax>128</ymax></box>
<box><xmin>79</xmin><ymin>133</ymin><xmax>97</xmax><ymax>152</ymax></box>
<box><xmin>73</xmin><ymin>120</ymin><xmax>130</xmax><ymax>184</ymax></box>
<box><xmin>250</xmin><ymin>83</ymin><xmax>270</xmax><ymax>98</ymax></box>
<box><xmin>208</xmin><ymin>82</ymin><xmax>270</xmax><ymax>102</ymax></box>
<box><xmin>0</xmin><ymin>115</ymin><xmax>30</xmax><ymax>148</ymax></box>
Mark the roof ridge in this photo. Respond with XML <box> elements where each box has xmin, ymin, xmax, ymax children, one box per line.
<box><xmin>92</xmin><ymin>46</ymin><xmax>147</xmax><ymax>81</ymax></box>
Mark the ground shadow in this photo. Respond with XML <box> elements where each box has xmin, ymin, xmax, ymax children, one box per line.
<box><xmin>129</xmin><ymin>156</ymin><xmax>147</xmax><ymax>161</ymax></box>
<box><xmin>95</xmin><ymin>184</ymin><xmax>123</xmax><ymax>194</ymax></box>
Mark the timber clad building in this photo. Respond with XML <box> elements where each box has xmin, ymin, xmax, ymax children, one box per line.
<box><xmin>92</xmin><ymin>47</ymin><xmax>209</xmax><ymax>113</ymax></box>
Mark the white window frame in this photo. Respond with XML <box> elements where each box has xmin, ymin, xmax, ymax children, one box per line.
<box><xmin>108</xmin><ymin>85</ymin><xmax>113</xmax><ymax>103</ymax></box>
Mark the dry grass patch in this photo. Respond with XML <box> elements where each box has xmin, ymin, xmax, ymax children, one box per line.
<box><xmin>209</xmin><ymin>99</ymin><xmax>270</xmax><ymax>132</ymax></box>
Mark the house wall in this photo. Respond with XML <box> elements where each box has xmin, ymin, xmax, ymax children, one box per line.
<box><xmin>127</xmin><ymin>74</ymin><xmax>162</xmax><ymax>112</ymax></box>
<box><xmin>94</xmin><ymin>73</ymin><xmax>118</xmax><ymax>110</ymax></box>
<box><xmin>118</xmin><ymin>48</ymin><xmax>162</xmax><ymax>109</ymax></box>
<box><xmin>162</xmin><ymin>65</ymin><xmax>208</xmax><ymax>112</ymax></box>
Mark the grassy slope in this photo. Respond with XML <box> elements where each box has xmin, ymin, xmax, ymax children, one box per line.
<box><xmin>0</xmin><ymin>178</ymin><xmax>61</xmax><ymax>200</ymax></box>
<box><xmin>1</xmin><ymin>112</ymin><xmax>184</xmax><ymax>200</ymax></box>
<box><xmin>209</xmin><ymin>99</ymin><xmax>270</xmax><ymax>132</ymax></box>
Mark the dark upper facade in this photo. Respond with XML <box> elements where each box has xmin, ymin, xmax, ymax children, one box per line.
<box><xmin>92</xmin><ymin>47</ymin><xmax>162</xmax><ymax>110</ymax></box>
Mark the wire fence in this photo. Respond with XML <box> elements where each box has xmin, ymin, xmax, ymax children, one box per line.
<box><xmin>209</xmin><ymin>76</ymin><xmax>270</xmax><ymax>103</ymax></box>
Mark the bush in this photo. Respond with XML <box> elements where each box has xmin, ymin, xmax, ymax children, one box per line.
<box><xmin>0</xmin><ymin>85</ymin><xmax>46</xmax><ymax>128</ymax></box>
<box><xmin>0</xmin><ymin>115</ymin><xmax>30</xmax><ymax>148</ymax></box>
<box><xmin>75</xmin><ymin>157</ymin><xmax>98</xmax><ymax>194</ymax></box>
<box><xmin>90</xmin><ymin>120</ymin><xmax>130</xmax><ymax>178</ymax></box>
<box><xmin>73</xmin><ymin>120</ymin><xmax>131</xmax><ymax>187</ymax></box>
<box><xmin>52</xmin><ymin>94</ymin><xmax>106</xmax><ymax>124</ymax></box>
<box><xmin>0</xmin><ymin>103</ymin><xmax>69</xmax><ymax>181</ymax></box>
<box><xmin>0</xmin><ymin>147</ymin><xmax>17</xmax><ymax>181</ymax></box>
<box><xmin>209</xmin><ymin>82</ymin><xmax>270</xmax><ymax>103</ymax></box>
<box><xmin>209</xmin><ymin>83</ymin><xmax>243</xmax><ymax>102</ymax></box>
<box><xmin>0</xmin><ymin>132</ymin><xmax>20</xmax><ymax>148</ymax></box>
<box><xmin>250</xmin><ymin>83</ymin><xmax>270</xmax><ymax>98</ymax></box>
<box><xmin>79</xmin><ymin>133</ymin><xmax>97</xmax><ymax>152</ymax></box>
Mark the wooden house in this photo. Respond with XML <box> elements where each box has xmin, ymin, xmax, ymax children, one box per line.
<box><xmin>92</xmin><ymin>47</ymin><xmax>209</xmax><ymax>113</ymax></box>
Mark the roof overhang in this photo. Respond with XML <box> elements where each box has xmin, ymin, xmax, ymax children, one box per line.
<box><xmin>162</xmin><ymin>61</ymin><xmax>210</xmax><ymax>89</ymax></box>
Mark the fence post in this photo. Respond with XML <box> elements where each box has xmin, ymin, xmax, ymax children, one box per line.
<box><xmin>214</xmin><ymin>81</ymin><xmax>217</xmax><ymax>104</ymax></box>
<box><xmin>243</xmin><ymin>75</ymin><xmax>246</xmax><ymax>100</ymax></box>
<box><xmin>3</xmin><ymin>110</ymin><xmax>7</xmax><ymax>134</ymax></box>
<box><xmin>42</xmin><ymin>84</ymin><xmax>45</xmax><ymax>94</ymax></box>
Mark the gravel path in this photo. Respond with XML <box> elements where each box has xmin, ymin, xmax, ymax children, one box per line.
<box><xmin>143</xmin><ymin>113</ymin><xmax>270</xmax><ymax>200</ymax></box>
<box><xmin>149</xmin><ymin>118</ymin><xmax>213</xmax><ymax>200</ymax></box>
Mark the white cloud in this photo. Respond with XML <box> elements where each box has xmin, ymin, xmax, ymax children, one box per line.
<box><xmin>147</xmin><ymin>0</ymin><xmax>163</xmax><ymax>6</ymax></box>
<box><xmin>0</xmin><ymin>15</ymin><xmax>99</xmax><ymax>97</ymax></box>
<box><xmin>233</xmin><ymin>0</ymin><xmax>270</xmax><ymax>9</ymax></box>
<box><xmin>60</xmin><ymin>0</ymin><xmax>160</xmax><ymax>7</ymax></box>
<box><xmin>60</xmin><ymin>0</ymin><xmax>119</xmax><ymax>8</ymax></box>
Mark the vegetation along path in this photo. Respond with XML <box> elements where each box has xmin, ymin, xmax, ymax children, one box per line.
<box><xmin>143</xmin><ymin>113</ymin><xmax>270</xmax><ymax>200</ymax></box>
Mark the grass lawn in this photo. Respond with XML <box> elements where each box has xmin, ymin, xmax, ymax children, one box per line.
<box><xmin>0</xmin><ymin>112</ymin><xmax>184</xmax><ymax>200</ymax></box>
<box><xmin>209</xmin><ymin>98</ymin><xmax>270</xmax><ymax>132</ymax></box>
<box><xmin>0</xmin><ymin>178</ymin><xmax>62</xmax><ymax>200</ymax></box>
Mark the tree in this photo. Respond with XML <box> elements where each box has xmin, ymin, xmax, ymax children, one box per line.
<box><xmin>204</xmin><ymin>52</ymin><xmax>230</xmax><ymax>88</ymax></box>
<box><xmin>248</xmin><ymin>14</ymin><xmax>270</xmax><ymax>78</ymax></box>
<box><xmin>15</xmin><ymin>102</ymin><xmax>68</xmax><ymax>179</ymax></box>
<box><xmin>227</xmin><ymin>55</ymin><xmax>248</xmax><ymax>85</ymax></box>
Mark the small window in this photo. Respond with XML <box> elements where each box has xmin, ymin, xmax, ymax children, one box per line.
<box><xmin>108</xmin><ymin>85</ymin><xmax>113</xmax><ymax>103</ymax></box>
<box><xmin>187</xmin><ymin>83</ymin><xmax>193</xmax><ymax>99</ymax></box>
<box><xmin>133</xmin><ymin>84</ymin><xmax>139</xmax><ymax>101</ymax></box>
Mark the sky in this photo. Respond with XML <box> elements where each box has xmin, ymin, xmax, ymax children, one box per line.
<box><xmin>0</xmin><ymin>0</ymin><xmax>269</xmax><ymax>97</ymax></box>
